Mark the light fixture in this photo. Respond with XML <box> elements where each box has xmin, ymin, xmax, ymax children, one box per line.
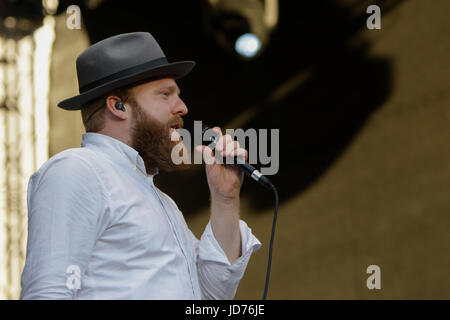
<box><xmin>235</xmin><ymin>33</ymin><xmax>261</xmax><ymax>58</ymax></box>
<box><xmin>203</xmin><ymin>0</ymin><xmax>278</xmax><ymax>60</ymax></box>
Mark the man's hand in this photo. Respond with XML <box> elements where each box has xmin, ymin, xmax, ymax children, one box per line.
<box><xmin>195</xmin><ymin>127</ymin><xmax>248</xmax><ymax>263</ymax></box>
<box><xmin>195</xmin><ymin>127</ymin><xmax>248</xmax><ymax>201</ymax></box>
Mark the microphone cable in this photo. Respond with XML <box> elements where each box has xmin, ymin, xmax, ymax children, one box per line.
<box><xmin>262</xmin><ymin>179</ymin><xmax>279</xmax><ymax>300</ymax></box>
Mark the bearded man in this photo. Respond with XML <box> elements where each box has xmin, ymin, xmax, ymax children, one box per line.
<box><xmin>20</xmin><ymin>32</ymin><xmax>261</xmax><ymax>299</ymax></box>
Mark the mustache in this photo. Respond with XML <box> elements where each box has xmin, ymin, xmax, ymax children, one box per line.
<box><xmin>169</xmin><ymin>117</ymin><xmax>184</xmax><ymax>129</ymax></box>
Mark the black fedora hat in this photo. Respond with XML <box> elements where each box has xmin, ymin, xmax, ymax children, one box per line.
<box><xmin>58</xmin><ymin>32</ymin><xmax>195</xmax><ymax>110</ymax></box>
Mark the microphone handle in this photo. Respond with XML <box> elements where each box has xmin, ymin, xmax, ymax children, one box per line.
<box><xmin>235</xmin><ymin>158</ymin><xmax>272</xmax><ymax>190</ymax></box>
<box><xmin>201</xmin><ymin>124</ymin><xmax>273</xmax><ymax>189</ymax></box>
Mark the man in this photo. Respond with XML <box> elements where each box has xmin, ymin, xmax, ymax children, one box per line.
<box><xmin>20</xmin><ymin>32</ymin><xmax>261</xmax><ymax>299</ymax></box>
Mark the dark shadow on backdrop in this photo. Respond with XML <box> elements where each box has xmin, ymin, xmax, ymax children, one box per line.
<box><xmin>57</xmin><ymin>0</ymin><xmax>402</xmax><ymax>216</ymax></box>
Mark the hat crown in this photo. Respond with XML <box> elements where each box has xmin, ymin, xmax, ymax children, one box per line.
<box><xmin>76</xmin><ymin>32</ymin><xmax>166</xmax><ymax>92</ymax></box>
<box><xmin>57</xmin><ymin>32</ymin><xmax>194</xmax><ymax>110</ymax></box>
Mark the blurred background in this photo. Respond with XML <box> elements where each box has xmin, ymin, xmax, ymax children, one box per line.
<box><xmin>0</xmin><ymin>0</ymin><xmax>449</xmax><ymax>299</ymax></box>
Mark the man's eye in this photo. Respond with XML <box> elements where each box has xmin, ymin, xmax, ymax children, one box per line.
<box><xmin>161</xmin><ymin>91</ymin><xmax>170</xmax><ymax>97</ymax></box>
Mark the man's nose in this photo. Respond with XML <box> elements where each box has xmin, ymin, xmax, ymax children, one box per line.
<box><xmin>173</xmin><ymin>97</ymin><xmax>188</xmax><ymax>116</ymax></box>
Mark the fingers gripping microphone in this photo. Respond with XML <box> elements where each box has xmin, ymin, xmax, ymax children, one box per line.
<box><xmin>201</xmin><ymin>124</ymin><xmax>272</xmax><ymax>189</ymax></box>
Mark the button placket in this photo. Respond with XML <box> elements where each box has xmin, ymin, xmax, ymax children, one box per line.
<box><xmin>149</xmin><ymin>184</ymin><xmax>198</xmax><ymax>298</ymax></box>
<box><xmin>133</xmin><ymin>158</ymin><xmax>199</xmax><ymax>299</ymax></box>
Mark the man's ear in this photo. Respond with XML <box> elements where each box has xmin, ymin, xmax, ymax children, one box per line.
<box><xmin>105</xmin><ymin>95</ymin><xmax>129</xmax><ymax>120</ymax></box>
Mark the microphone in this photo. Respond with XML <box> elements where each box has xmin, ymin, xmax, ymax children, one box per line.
<box><xmin>201</xmin><ymin>124</ymin><xmax>273</xmax><ymax>190</ymax></box>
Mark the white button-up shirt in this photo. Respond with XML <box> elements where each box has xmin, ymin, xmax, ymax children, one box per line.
<box><xmin>20</xmin><ymin>132</ymin><xmax>261</xmax><ymax>299</ymax></box>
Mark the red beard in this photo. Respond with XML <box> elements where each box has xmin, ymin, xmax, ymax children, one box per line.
<box><xmin>130</xmin><ymin>100</ymin><xmax>189</xmax><ymax>174</ymax></box>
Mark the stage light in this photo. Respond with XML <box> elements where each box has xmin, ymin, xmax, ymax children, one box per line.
<box><xmin>235</xmin><ymin>33</ymin><xmax>261</xmax><ymax>58</ymax></box>
<box><xmin>203</xmin><ymin>0</ymin><xmax>278</xmax><ymax>60</ymax></box>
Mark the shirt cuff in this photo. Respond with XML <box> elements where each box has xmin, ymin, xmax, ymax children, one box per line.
<box><xmin>199</xmin><ymin>219</ymin><xmax>261</xmax><ymax>268</ymax></box>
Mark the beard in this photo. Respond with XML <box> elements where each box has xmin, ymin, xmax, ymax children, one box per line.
<box><xmin>129</xmin><ymin>99</ymin><xmax>190</xmax><ymax>174</ymax></box>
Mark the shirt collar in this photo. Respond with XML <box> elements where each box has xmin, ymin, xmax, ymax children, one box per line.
<box><xmin>81</xmin><ymin>132</ymin><xmax>159</xmax><ymax>178</ymax></box>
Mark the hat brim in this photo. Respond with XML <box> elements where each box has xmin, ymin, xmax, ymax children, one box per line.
<box><xmin>57</xmin><ymin>60</ymin><xmax>195</xmax><ymax>110</ymax></box>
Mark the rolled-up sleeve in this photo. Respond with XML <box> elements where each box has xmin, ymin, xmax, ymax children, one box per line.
<box><xmin>20</xmin><ymin>154</ymin><xmax>106</xmax><ymax>299</ymax></box>
<box><xmin>196</xmin><ymin>220</ymin><xmax>261</xmax><ymax>300</ymax></box>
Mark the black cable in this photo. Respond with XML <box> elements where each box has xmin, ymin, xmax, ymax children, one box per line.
<box><xmin>262</xmin><ymin>181</ymin><xmax>279</xmax><ymax>300</ymax></box>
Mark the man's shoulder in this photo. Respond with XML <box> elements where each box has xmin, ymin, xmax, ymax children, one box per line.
<box><xmin>44</xmin><ymin>147</ymin><xmax>96</xmax><ymax>167</ymax></box>
<box><xmin>32</xmin><ymin>147</ymin><xmax>104</xmax><ymax>182</ymax></box>
<box><xmin>27</xmin><ymin>147</ymin><xmax>111</xmax><ymax>208</ymax></box>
